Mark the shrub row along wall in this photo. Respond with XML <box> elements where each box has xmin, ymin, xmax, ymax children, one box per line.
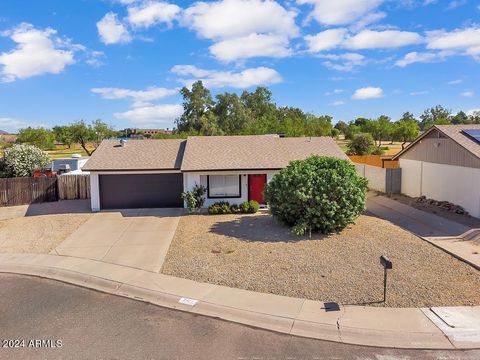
<box><xmin>0</xmin><ymin>175</ymin><xmax>90</xmax><ymax>207</ymax></box>
<box><xmin>354</xmin><ymin>163</ymin><xmax>401</xmax><ymax>193</ymax></box>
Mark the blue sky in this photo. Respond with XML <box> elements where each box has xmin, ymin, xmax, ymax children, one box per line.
<box><xmin>0</xmin><ymin>0</ymin><xmax>479</xmax><ymax>132</ymax></box>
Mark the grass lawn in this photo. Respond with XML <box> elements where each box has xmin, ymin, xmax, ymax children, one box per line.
<box><xmin>162</xmin><ymin>212</ymin><xmax>480</xmax><ymax>307</ymax></box>
<box><xmin>335</xmin><ymin>138</ymin><xmax>408</xmax><ymax>156</ymax></box>
<box><xmin>45</xmin><ymin>144</ymin><xmax>94</xmax><ymax>159</ymax></box>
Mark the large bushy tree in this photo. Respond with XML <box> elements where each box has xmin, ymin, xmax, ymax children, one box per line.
<box><xmin>264</xmin><ymin>156</ymin><xmax>368</xmax><ymax>236</ymax></box>
<box><xmin>347</xmin><ymin>133</ymin><xmax>375</xmax><ymax>155</ymax></box>
<box><xmin>1</xmin><ymin>144</ymin><xmax>50</xmax><ymax>177</ymax></box>
<box><xmin>16</xmin><ymin>127</ymin><xmax>55</xmax><ymax>150</ymax></box>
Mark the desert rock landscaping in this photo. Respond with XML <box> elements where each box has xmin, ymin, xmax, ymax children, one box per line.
<box><xmin>0</xmin><ymin>201</ymin><xmax>92</xmax><ymax>254</ymax></box>
<box><xmin>162</xmin><ymin>212</ymin><xmax>480</xmax><ymax>308</ymax></box>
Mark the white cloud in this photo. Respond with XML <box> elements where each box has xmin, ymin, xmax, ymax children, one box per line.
<box><xmin>305</xmin><ymin>29</ymin><xmax>421</xmax><ymax>54</ymax></box>
<box><xmin>209</xmin><ymin>33</ymin><xmax>292</xmax><ymax>62</ymax></box>
<box><xmin>97</xmin><ymin>12</ymin><xmax>131</xmax><ymax>44</ymax></box>
<box><xmin>330</xmin><ymin>100</ymin><xmax>344</xmax><ymax>106</ymax></box>
<box><xmin>349</xmin><ymin>11</ymin><xmax>386</xmax><ymax>32</ymax></box>
<box><xmin>304</xmin><ymin>28</ymin><xmax>348</xmax><ymax>52</ymax></box>
<box><xmin>171</xmin><ymin>65</ymin><xmax>282</xmax><ymax>88</ymax></box>
<box><xmin>0</xmin><ymin>117</ymin><xmax>32</xmax><ymax>132</ymax></box>
<box><xmin>0</xmin><ymin>23</ymin><xmax>76</xmax><ymax>82</ymax></box>
<box><xmin>127</xmin><ymin>1</ymin><xmax>181</xmax><ymax>28</ymax></box>
<box><xmin>114</xmin><ymin>104</ymin><xmax>183</xmax><ymax>124</ymax></box>
<box><xmin>297</xmin><ymin>0</ymin><xmax>383</xmax><ymax>26</ymax></box>
<box><xmin>447</xmin><ymin>79</ymin><xmax>463</xmax><ymax>85</ymax></box>
<box><xmin>320</xmin><ymin>53</ymin><xmax>365</xmax><ymax>71</ymax></box>
<box><xmin>325</xmin><ymin>89</ymin><xmax>344</xmax><ymax>95</ymax></box>
<box><xmin>352</xmin><ymin>86</ymin><xmax>383</xmax><ymax>100</ymax></box>
<box><xmin>91</xmin><ymin>86</ymin><xmax>177</xmax><ymax>105</ymax></box>
<box><xmin>395</xmin><ymin>51</ymin><xmax>438</xmax><ymax>67</ymax></box>
<box><xmin>467</xmin><ymin>108</ymin><xmax>480</xmax><ymax>116</ymax></box>
<box><xmin>461</xmin><ymin>90</ymin><xmax>474</xmax><ymax>97</ymax></box>
<box><xmin>345</xmin><ymin>30</ymin><xmax>422</xmax><ymax>49</ymax></box>
<box><xmin>410</xmin><ymin>90</ymin><xmax>429</xmax><ymax>95</ymax></box>
<box><xmin>426</xmin><ymin>27</ymin><xmax>480</xmax><ymax>61</ymax></box>
<box><xmin>446</xmin><ymin>0</ymin><xmax>467</xmax><ymax>10</ymax></box>
<box><xmin>182</xmin><ymin>0</ymin><xmax>298</xmax><ymax>40</ymax></box>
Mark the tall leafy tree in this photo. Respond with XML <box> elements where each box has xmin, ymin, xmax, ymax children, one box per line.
<box><xmin>176</xmin><ymin>81</ymin><xmax>215</xmax><ymax>133</ymax></box>
<box><xmin>16</xmin><ymin>127</ymin><xmax>55</xmax><ymax>150</ymax></box>
<box><xmin>69</xmin><ymin>119</ymin><xmax>115</xmax><ymax>156</ymax></box>
<box><xmin>451</xmin><ymin>111</ymin><xmax>470</xmax><ymax>124</ymax></box>
<box><xmin>52</xmin><ymin>125</ymin><xmax>74</xmax><ymax>148</ymax></box>
<box><xmin>214</xmin><ymin>92</ymin><xmax>249</xmax><ymax>134</ymax></box>
<box><xmin>394</xmin><ymin>116</ymin><xmax>420</xmax><ymax>149</ymax></box>
<box><xmin>419</xmin><ymin>105</ymin><xmax>451</xmax><ymax>130</ymax></box>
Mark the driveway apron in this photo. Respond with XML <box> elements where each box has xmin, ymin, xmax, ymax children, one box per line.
<box><xmin>53</xmin><ymin>208</ymin><xmax>183</xmax><ymax>272</ymax></box>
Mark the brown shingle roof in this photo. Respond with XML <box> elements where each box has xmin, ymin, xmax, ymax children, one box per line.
<box><xmin>435</xmin><ymin>124</ymin><xmax>480</xmax><ymax>159</ymax></box>
<box><xmin>82</xmin><ymin>139</ymin><xmax>186</xmax><ymax>171</ymax></box>
<box><xmin>393</xmin><ymin>124</ymin><xmax>480</xmax><ymax>160</ymax></box>
<box><xmin>180</xmin><ymin>135</ymin><xmax>349</xmax><ymax>171</ymax></box>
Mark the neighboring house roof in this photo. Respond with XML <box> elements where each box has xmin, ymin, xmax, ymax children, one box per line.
<box><xmin>180</xmin><ymin>135</ymin><xmax>349</xmax><ymax>171</ymax></box>
<box><xmin>84</xmin><ymin>135</ymin><xmax>348</xmax><ymax>172</ymax></box>
<box><xmin>83</xmin><ymin>139</ymin><xmax>186</xmax><ymax>171</ymax></box>
<box><xmin>392</xmin><ymin>124</ymin><xmax>480</xmax><ymax>160</ymax></box>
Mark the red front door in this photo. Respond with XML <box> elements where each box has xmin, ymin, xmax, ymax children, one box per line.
<box><xmin>248</xmin><ymin>174</ymin><xmax>267</xmax><ymax>204</ymax></box>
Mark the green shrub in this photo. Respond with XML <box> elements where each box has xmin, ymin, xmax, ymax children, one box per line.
<box><xmin>230</xmin><ymin>203</ymin><xmax>240</xmax><ymax>213</ymax></box>
<box><xmin>208</xmin><ymin>201</ymin><xmax>232</xmax><ymax>215</ymax></box>
<box><xmin>181</xmin><ymin>184</ymin><xmax>207</xmax><ymax>212</ymax></box>
<box><xmin>347</xmin><ymin>133</ymin><xmax>374</xmax><ymax>155</ymax></box>
<box><xmin>239</xmin><ymin>200</ymin><xmax>260</xmax><ymax>214</ymax></box>
<box><xmin>264</xmin><ymin>156</ymin><xmax>368</xmax><ymax>236</ymax></box>
<box><xmin>371</xmin><ymin>147</ymin><xmax>385</xmax><ymax>155</ymax></box>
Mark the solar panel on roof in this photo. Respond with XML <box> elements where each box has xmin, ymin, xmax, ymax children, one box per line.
<box><xmin>462</xmin><ymin>129</ymin><xmax>480</xmax><ymax>144</ymax></box>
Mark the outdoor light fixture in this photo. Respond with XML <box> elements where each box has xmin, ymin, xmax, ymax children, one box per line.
<box><xmin>380</xmin><ymin>255</ymin><xmax>393</xmax><ymax>304</ymax></box>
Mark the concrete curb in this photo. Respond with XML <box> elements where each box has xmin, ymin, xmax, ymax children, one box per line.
<box><xmin>2</xmin><ymin>253</ymin><xmax>479</xmax><ymax>350</ymax></box>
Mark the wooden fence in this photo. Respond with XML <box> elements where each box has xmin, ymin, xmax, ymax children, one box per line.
<box><xmin>348</xmin><ymin>155</ymin><xmax>399</xmax><ymax>169</ymax></box>
<box><xmin>0</xmin><ymin>177</ymin><xmax>58</xmax><ymax>206</ymax></box>
<box><xmin>0</xmin><ymin>175</ymin><xmax>90</xmax><ymax>207</ymax></box>
<box><xmin>58</xmin><ymin>175</ymin><xmax>90</xmax><ymax>200</ymax></box>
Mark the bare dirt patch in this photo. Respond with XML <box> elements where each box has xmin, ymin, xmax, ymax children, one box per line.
<box><xmin>162</xmin><ymin>212</ymin><xmax>480</xmax><ymax>307</ymax></box>
<box><xmin>0</xmin><ymin>213</ymin><xmax>92</xmax><ymax>254</ymax></box>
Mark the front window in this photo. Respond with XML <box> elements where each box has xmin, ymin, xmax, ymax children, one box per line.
<box><xmin>208</xmin><ymin>175</ymin><xmax>241</xmax><ymax>198</ymax></box>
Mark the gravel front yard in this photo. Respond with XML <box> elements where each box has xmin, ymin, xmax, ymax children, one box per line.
<box><xmin>0</xmin><ymin>201</ymin><xmax>92</xmax><ymax>254</ymax></box>
<box><xmin>162</xmin><ymin>213</ymin><xmax>480</xmax><ymax>307</ymax></box>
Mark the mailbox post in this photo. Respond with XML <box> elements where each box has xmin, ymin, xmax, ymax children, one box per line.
<box><xmin>380</xmin><ymin>256</ymin><xmax>393</xmax><ymax>304</ymax></box>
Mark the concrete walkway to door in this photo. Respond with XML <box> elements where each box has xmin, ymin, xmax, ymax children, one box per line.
<box><xmin>52</xmin><ymin>208</ymin><xmax>183</xmax><ymax>273</ymax></box>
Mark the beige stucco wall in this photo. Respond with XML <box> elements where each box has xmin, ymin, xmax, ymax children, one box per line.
<box><xmin>399</xmin><ymin>158</ymin><xmax>480</xmax><ymax>218</ymax></box>
<box><xmin>399</xmin><ymin>159</ymin><xmax>422</xmax><ymax>197</ymax></box>
<box><xmin>354</xmin><ymin>163</ymin><xmax>387</xmax><ymax>192</ymax></box>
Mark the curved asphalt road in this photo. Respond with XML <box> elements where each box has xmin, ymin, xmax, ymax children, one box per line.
<box><xmin>0</xmin><ymin>274</ymin><xmax>479</xmax><ymax>360</ymax></box>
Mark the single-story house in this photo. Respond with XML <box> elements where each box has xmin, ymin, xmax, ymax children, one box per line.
<box><xmin>392</xmin><ymin>124</ymin><xmax>480</xmax><ymax>218</ymax></box>
<box><xmin>83</xmin><ymin>134</ymin><xmax>349</xmax><ymax>211</ymax></box>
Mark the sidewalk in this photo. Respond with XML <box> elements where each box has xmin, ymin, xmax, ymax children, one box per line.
<box><xmin>367</xmin><ymin>193</ymin><xmax>480</xmax><ymax>270</ymax></box>
<box><xmin>1</xmin><ymin>252</ymin><xmax>479</xmax><ymax>350</ymax></box>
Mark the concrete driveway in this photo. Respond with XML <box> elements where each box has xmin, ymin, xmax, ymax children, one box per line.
<box><xmin>53</xmin><ymin>208</ymin><xmax>183</xmax><ymax>272</ymax></box>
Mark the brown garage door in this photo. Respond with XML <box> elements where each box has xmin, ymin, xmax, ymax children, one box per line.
<box><xmin>99</xmin><ymin>173</ymin><xmax>183</xmax><ymax>209</ymax></box>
